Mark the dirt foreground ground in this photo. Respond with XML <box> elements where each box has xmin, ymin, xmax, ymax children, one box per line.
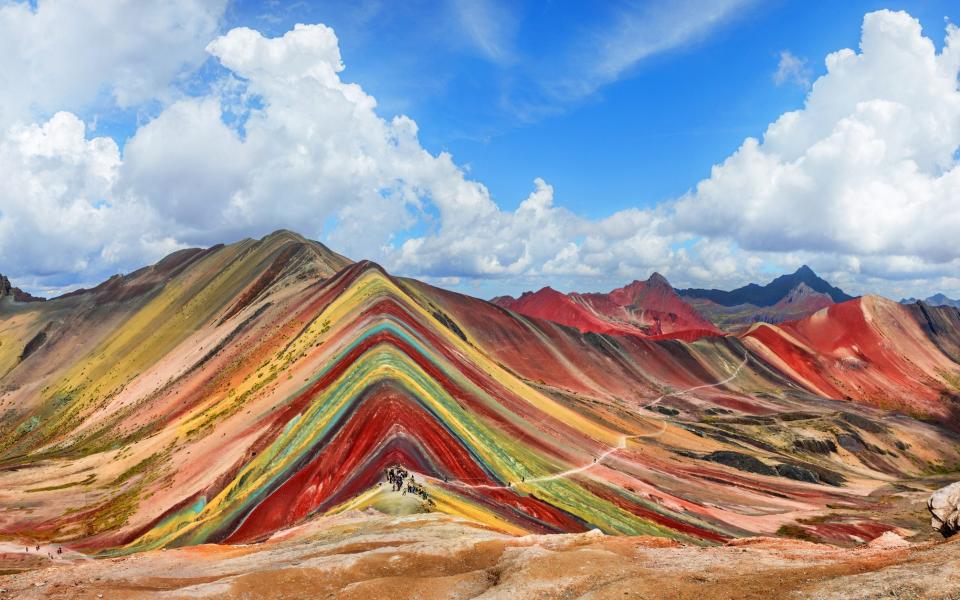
<box><xmin>1</xmin><ymin>509</ymin><xmax>958</xmax><ymax>600</ymax></box>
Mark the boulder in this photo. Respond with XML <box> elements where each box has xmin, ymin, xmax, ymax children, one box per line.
<box><xmin>928</xmin><ymin>482</ymin><xmax>960</xmax><ymax>537</ymax></box>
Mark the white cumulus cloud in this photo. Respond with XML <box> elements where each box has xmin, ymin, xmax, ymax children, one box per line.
<box><xmin>0</xmin><ymin>112</ymin><xmax>175</xmax><ymax>289</ymax></box>
<box><xmin>0</xmin><ymin>0</ymin><xmax>228</xmax><ymax>127</ymax></box>
<box><xmin>673</xmin><ymin>10</ymin><xmax>960</xmax><ymax>285</ymax></box>
<box><xmin>2</xmin><ymin>7</ymin><xmax>960</xmax><ymax>301</ymax></box>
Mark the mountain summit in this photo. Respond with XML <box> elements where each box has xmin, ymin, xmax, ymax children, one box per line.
<box><xmin>679</xmin><ymin>265</ymin><xmax>854</xmax><ymax>307</ymax></box>
<box><xmin>493</xmin><ymin>272</ymin><xmax>720</xmax><ymax>339</ymax></box>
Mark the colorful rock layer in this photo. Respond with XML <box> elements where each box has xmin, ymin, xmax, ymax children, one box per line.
<box><xmin>0</xmin><ymin>231</ymin><xmax>958</xmax><ymax>554</ymax></box>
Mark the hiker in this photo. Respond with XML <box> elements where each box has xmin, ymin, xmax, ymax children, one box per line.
<box><xmin>57</xmin><ymin>547</ymin><xmax>62</xmax><ymax>555</ymax></box>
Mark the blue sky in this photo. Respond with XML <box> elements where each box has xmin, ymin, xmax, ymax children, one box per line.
<box><xmin>224</xmin><ymin>0</ymin><xmax>955</xmax><ymax>216</ymax></box>
<box><xmin>1</xmin><ymin>0</ymin><xmax>959</xmax><ymax>300</ymax></box>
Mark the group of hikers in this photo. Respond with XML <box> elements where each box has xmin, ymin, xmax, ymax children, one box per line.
<box><xmin>23</xmin><ymin>544</ymin><xmax>63</xmax><ymax>559</ymax></box>
<box><xmin>385</xmin><ymin>466</ymin><xmax>409</xmax><ymax>492</ymax></box>
<box><xmin>383</xmin><ymin>466</ymin><xmax>434</xmax><ymax>506</ymax></box>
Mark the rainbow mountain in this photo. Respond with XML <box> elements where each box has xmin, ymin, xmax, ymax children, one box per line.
<box><xmin>1</xmin><ymin>231</ymin><xmax>959</xmax><ymax>554</ymax></box>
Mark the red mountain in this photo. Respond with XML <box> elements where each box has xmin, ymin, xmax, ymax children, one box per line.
<box><xmin>493</xmin><ymin>273</ymin><xmax>721</xmax><ymax>340</ymax></box>
<box><xmin>2</xmin><ymin>232</ymin><xmax>960</xmax><ymax>565</ymax></box>
<box><xmin>741</xmin><ymin>295</ymin><xmax>960</xmax><ymax>420</ymax></box>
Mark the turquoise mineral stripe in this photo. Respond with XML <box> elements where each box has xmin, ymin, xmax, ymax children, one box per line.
<box><xmin>121</xmin><ymin>303</ymin><xmax>731</xmax><ymax>551</ymax></box>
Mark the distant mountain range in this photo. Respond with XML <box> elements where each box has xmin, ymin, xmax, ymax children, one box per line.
<box><xmin>677</xmin><ymin>266</ymin><xmax>855</xmax><ymax>332</ymax></box>
<box><xmin>3</xmin><ymin>230</ymin><xmax>960</xmax><ymax>555</ymax></box>
<box><xmin>678</xmin><ymin>265</ymin><xmax>854</xmax><ymax>307</ymax></box>
<box><xmin>496</xmin><ymin>265</ymin><xmax>856</xmax><ymax>336</ymax></box>
<box><xmin>901</xmin><ymin>293</ymin><xmax>960</xmax><ymax>308</ymax></box>
<box><xmin>492</xmin><ymin>273</ymin><xmax>721</xmax><ymax>341</ymax></box>
<box><xmin>3</xmin><ymin>260</ymin><xmax>883</xmax><ymax>338</ymax></box>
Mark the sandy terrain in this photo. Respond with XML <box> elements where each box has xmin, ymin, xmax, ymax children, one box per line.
<box><xmin>1</xmin><ymin>509</ymin><xmax>957</xmax><ymax>600</ymax></box>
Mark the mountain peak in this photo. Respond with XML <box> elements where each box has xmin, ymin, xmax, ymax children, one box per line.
<box><xmin>514</xmin><ymin>286</ymin><xmax>562</xmax><ymax>302</ymax></box>
<box><xmin>494</xmin><ymin>275</ymin><xmax>718</xmax><ymax>339</ymax></box>
<box><xmin>776</xmin><ymin>282</ymin><xmax>833</xmax><ymax>310</ymax></box>
<box><xmin>680</xmin><ymin>265</ymin><xmax>853</xmax><ymax>307</ymax></box>
<box><xmin>0</xmin><ymin>274</ymin><xmax>46</xmax><ymax>303</ymax></box>
<box><xmin>615</xmin><ymin>273</ymin><xmax>672</xmax><ymax>296</ymax></box>
<box><xmin>647</xmin><ymin>272</ymin><xmax>670</xmax><ymax>287</ymax></box>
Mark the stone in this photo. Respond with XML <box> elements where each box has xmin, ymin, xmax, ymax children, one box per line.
<box><xmin>928</xmin><ymin>481</ymin><xmax>960</xmax><ymax>537</ymax></box>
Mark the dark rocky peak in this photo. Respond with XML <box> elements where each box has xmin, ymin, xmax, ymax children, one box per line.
<box><xmin>680</xmin><ymin>265</ymin><xmax>853</xmax><ymax>307</ymax></box>
<box><xmin>0</xmin><ymin>274</ymin><xmax>45</xmax><ymax>303</ymax></box>
<box><xmin>646</xmin><ymin>272</ymin><xmax>671</xmax><ymax>288</ymax></box>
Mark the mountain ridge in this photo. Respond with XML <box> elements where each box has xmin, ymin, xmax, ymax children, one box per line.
<box><xmin>0</xmin><ymin>274</ymin><xmax>46</xmax><ymax>304</ymax></box>
<box><xmin>1</xmin><ymin>232</ymin><xmax>959</xmax><ymax>556</ymax></box>
<box><xmin>492</xmin><ymin>273</ymin><xmax>721</xmax><ymax>340</ymax></box>
<box><xmin>679</xmin><ymin>265</ymin><xmax>854</xmax><ymax>307</ymax></box>
<box><xmin>901</xmin><ymin>293</ymin><xmax>960</xmax><ymax>308</ymax></box>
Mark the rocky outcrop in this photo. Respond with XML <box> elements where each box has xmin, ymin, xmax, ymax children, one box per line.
<box><xmin>793</xmin><ymin>437</ymin><xmax>838</xmax><ymax>454</ymax></box>
<box><xmin>928</xmin><ymin>482</ymin><xmax>960</xmax><ymax>537</ymax></box>
<box><xmin>0</xmin><ymin>274</ymin><xmax>45</xmax><ymax>303</ymax></box>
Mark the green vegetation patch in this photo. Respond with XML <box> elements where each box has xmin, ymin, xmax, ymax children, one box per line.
<box><xmin>26</xmin><ymin>473</ymin><xmax>96</xmax><ymax>493</ymax></box>
<box><xmin>84</xmin><ymin>488</ymin><xmax>141</xmax><ymax>536</ymax></box>
<box><xmin>113</xmin><ymin>449</ymin><xmax>169</xmax><ymax>486</ymax></box>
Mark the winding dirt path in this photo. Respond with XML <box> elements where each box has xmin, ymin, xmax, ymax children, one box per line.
<box><xmin>429</xmin><ymin>353</ymin><xmax>750</xmax><ymax>490</ymax></box>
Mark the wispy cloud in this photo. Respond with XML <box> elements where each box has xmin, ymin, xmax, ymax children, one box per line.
<box><xmin>502</xmin><ymin>0</ymin><xmax>755</xmax><ymax>121</ymax></box>
<box><xmin>451</xmin><ymin>0</ymin><xmax>518</xmax><ymax>64</ymax></box>
<box><xmin>585</xmin><ymin>0</ymin><xmax>753</xmax><ymax>94</ymax></box>
<box><xmin>773</xmin><ymin>50</ymin><xmax>811</xmax><ymax>88</ymax></box>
